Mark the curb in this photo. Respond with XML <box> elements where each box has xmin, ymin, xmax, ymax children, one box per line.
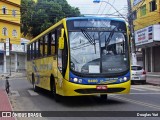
<box><xmin>146</xmin><ymin>74</ymin><xmax>160</xmax><ymax>78</ymax></box>
<box><xmin>146</xmin><ymin>82</ymin><xmax>160</xmax><ymax>86</ymax></box>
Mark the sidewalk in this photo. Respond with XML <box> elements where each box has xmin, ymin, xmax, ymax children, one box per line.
<box><xmin>0</xmin><ymin>89</ymin><xmax>16</xmax><ymax>120</ymax></box>
<box><xmin>146</xmin><ymin>72</ymin><xmax>160</xmax><ymax>86</ymax></box>
<box><xmin>0</xmin><ymin>72</ymin><xmax>24</xmax><ymax>120</ymax></box>
<box><xmin>0</xmin><ymin>72</ymin><xmax>26</xmax><ymax>80</ymax></box>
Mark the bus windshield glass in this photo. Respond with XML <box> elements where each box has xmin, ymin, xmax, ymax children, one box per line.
<box><xmin>67</xmin><ymin>19</ymin><xmax>129</xmax><ymax>75</ymax></box>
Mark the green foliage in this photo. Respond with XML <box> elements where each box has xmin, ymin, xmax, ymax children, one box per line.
<box><xmin>21</xmin><ymin>0</ymin><xmax>81</xmax><ymax>38</ymax></box>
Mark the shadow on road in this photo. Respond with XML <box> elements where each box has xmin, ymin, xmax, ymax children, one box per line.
<box><xmin>35</xmin><ymin>87</ymin><xmax>126</xmax><ymax>107</ymax></box>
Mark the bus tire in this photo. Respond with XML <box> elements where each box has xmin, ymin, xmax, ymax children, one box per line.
<box><xmin>50</xmin><ymin>75</ymin><xmax>61</xmax><ymax>102</ymax></box>
<box><xmin>100</xmin><ymin>94</ymin><xmax>108</xmax><ymax>101</ymax></box>
<box><xmin>32</xmin><ymin>74</ymin><xmax>38</xmax><ymax>92</ymax></box>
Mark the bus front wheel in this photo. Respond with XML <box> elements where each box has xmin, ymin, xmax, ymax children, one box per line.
<box><xmin>50</xmin><ymin>75</ymin><xmax>61</xmax><ymax>102</ymax></box>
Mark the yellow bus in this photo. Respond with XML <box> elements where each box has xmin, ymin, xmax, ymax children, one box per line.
<box><xmin>27</xmin><ymin>17</ymin><xmax>131</xmax><ymax>101</ymax></box>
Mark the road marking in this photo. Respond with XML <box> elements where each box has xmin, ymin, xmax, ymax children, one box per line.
<box><xmin>27</xmin><ymin>90</ymin><xmax>39</xmax><ymax>96</ymax></box>
<box><xmin>131</xmin><ymin>87</ymin><xmax>146</xmax><ymax>91</ymax></box>
<box><xmin>110</xmin><ymin>95</ymin><xmax>160</xmax><ymax>110</ymax></box>
<box><xmin>130</xmin><ymin>93</ymin><xmax>160</xmax><ymax>95</ymax></box>
<box><xmin>136</xmin><ymin>87</ymin><xmax>160</xmax><ymax>91</ymax></box>
<box><xmin>10</xmin><ymin>91</ymin><xmax>20</xmax><ymax>97</ymax></box>
<box><xmin>132</xmin><ymin>86</ymin><xmax>160</xmax><ymax>92</ymax></box>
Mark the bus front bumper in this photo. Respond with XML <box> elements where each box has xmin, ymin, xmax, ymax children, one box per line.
<box><xmin>59</xmin><ymin>80</ymin><xmax>131</xmax><ymax>96</ymax></box>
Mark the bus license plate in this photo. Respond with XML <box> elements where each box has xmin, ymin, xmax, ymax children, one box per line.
<box><xmin>96</xmin><ymin>85</ymin><xmax>107</xmax><ymax>90</ymax></box>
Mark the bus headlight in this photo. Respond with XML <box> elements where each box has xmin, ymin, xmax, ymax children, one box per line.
<box><xmin>73</xmin><ymin>78</ymin><xmax>78</xmax><ymax>82</ymax></box>
<box><xmin>123</xmin><ymin>77</ymin><xmax>127</xmax><ymax>81</ymax></box>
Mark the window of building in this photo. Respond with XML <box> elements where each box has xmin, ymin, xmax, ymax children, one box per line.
<box><xmin>2</xmin><ymin>27</ymin><xmax>8</xmax><ymax>36</ymax></box>
<box><xmin>132</xmin><ymin>11</ymin><xmax>137</xmax><ymax>20</ymax></box>
<box><xmin>12</xmin><ymin>30</ymin><xmax>17</xmax><ymax>37</ymax></box>
<box><xmin>2</xmin><ymin>6</ymin><xmax>7</xmax><ymax>14</ymax></box>
<box><xmin>150</xmin><ymin>0</ymin><xmax>157</xmax><ymax>12</ymax></box>
<box><xmin>12</xmin><ymin>10</ymin><xmax>16</xmax><ymax>17</ymax></box>
<box><xmin>140</xmin><ymin>5</ymin><xmax>146</xmax><ymax>16</ymax></box>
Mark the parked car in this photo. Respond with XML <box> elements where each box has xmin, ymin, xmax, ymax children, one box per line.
<box><xmin>131</xmin><ymin>65</ymin><xmax>146</xmax><ymax>84</ymax></box>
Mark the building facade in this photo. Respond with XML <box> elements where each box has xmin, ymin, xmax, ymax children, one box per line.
<box><xmin>0</xmin><ymin>0</ymin><xmax>27</xmax><ymax>73</ymax></box>
<box><xmin>132</xmin><ymin>0</ymin><xmax>160</xmax><ymax>72</ymax></box>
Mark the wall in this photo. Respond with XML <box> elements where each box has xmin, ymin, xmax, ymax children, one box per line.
<box><xmin>154</xmin><ymin>46</ymin><xmax>160</xmax><ymax>72</ymax></box>
<box><xmin>132</xmin><ymin>0</ymin><xmax>160</xmax><ymax>31</ymax></box>
<box><xmin>0</xmin><ymin>22</ymin><xmax>20</xmax><ymax>44</ymax></box>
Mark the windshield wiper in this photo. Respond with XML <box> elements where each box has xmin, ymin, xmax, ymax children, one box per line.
<box><xmin>81</xmin><ymin>29</ymin><xmax>97</xmax><ymax>54</ymax></box>
<box><xmin>105</xmin><ymin>26</ymin><xmax>118</xmax><ymax>47</ymax></box>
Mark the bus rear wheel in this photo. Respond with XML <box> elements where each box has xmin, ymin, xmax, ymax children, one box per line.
<box><xmin>50</xmin><ymin>76</ymin><xmax>61</xmax><ymax>102</ymax></box>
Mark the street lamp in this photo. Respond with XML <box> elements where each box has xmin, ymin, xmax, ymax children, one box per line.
<box><xmin>93</xmin><ymin>0</ymin><xmax>126</xmax><ymax>19</ymax></box>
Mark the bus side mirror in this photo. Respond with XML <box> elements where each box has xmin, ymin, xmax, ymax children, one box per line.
<box><xmin>58</xmin><ymin>28</ymin><xmax>64</xmax><ymax>50</ymax></box>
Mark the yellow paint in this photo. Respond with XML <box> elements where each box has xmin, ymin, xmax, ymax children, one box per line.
<box><xmin>132</xmin><ymin>0</ymin><xmax>160</xmax><ymax>31</ymax></box>
<box><xmin>8</xmin><ymin>0</ymin><xmax>21</xmax><ymax>5</ymax></box>
<box><xmin>62</xmin><ymin>80</ymin><xmax>131</xmax><ymax>96</ymax></box>
<box><xmin>0</xmin><ymin>0</ymin><xmax>20</xmax><ymax>44</ymax></box>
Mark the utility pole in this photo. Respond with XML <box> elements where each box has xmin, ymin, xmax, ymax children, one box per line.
<box><xmin>127</xmin><ymin>0</ymin><xmax>137</xmax><ymax>65</ymax></box>
<box><xmin>6</xmin><ymin>38</ymin><xmax>11</xmax><ymax>75</ymax></box>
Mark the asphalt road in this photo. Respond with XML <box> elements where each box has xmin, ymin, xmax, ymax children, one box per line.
<box><xmin>0</xmin><ymin>77</ymin><xmax>160</xmax><ymax>120</ymax></box>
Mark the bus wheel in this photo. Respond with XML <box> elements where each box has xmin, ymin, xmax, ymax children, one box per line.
<box><xmin>50</xmin><ymin>76</ymin><xmax>61</xmax><ymax>102</ymax></box>
<box><xmin>100</xmin><ymin>94</ymin><xmax>108</xmax><ymax>101</ymax></box>
<box><xmin>32</xmin><ymin>74</ymin><xmax>37</xmax><ymax>92</ymax></box>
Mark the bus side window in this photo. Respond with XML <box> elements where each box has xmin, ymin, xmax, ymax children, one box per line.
<box><xmin>48</xmin><ymin>33</ymin><xmax>51</xmax><ymax>55</ymax></box>
<box><xmin>33</xmin><ymin>42</ymin><xmax>35</xmax><ymax>59</ymax></box>
<box><xmin>44</xmin><ymin>35</ymin><xmax>48</xmax><ymax>56</ymax></box>
<box><xmin>51</xmin><ymin>32</ymin><xmax>56</xmax><ymax>55</ymax></box>
<box><xmin>36</xmin><ymin>41</ymin><xmax>39</xmax><ymax>58</ymax></box>
<box><xmin>38</xmin><ymin>39</ymin><xmax>40</xmax><ymax>58</ymax></box>
<box><xmin>34</xmin><ymin>42</ymin><xmax>36</xmax><ymax>59</ymax></box>
<box><xmin>40</xmin><ymin>38</ymin><xmax>43</xmax><ymax>57</ymax></box>
<box><xmin>30</xmin><ymin>44</ymin><xmax>32</xmax><ymax>60</ymax></box>
<box><xmin>27</xmin><ymin>45</ymin><xmax>30</xmax><ymax>61</ymax></box>
<box><xmin>31</xmin><ymin>43</ymin><xmax>33</xmax><ymax>60</ymax></box>
<box><xmin>43</xmin><ymin>37</ymin><xmax>45</xmax><ymax>56</ymax></box>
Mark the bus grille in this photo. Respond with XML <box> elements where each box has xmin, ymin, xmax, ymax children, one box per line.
<box><xmin>75</xmin><ymin>88</ymin><xmax>125</xmax><ymax>94</ymax></box>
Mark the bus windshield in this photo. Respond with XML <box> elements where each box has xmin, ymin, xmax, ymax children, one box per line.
<box><xmin>68</xmin><ymin>19</ymin><xmax>129</xmax><ymax>75</ymax></box>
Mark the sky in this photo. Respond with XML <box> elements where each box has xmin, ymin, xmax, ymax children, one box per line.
<box><xmin>66</xmin><ymin>0</ymin><xmax>128</xmax><ymax>19</ymax></box>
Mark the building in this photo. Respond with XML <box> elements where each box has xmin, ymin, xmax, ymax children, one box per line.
<box><xmin>131</xmin><ymin>0</ymin><xmax>160</xmax><ymax>72</ymax></box>
<box><xmin>0</xmin><ymin>0</ymin><xmax>28</xmax><ymax>73</ymax></box>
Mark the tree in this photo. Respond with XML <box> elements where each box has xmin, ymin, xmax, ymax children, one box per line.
<box><xmin>21</xmin><ymin>0</ymin><xmax>36</xmax><ymax>37</ymax></box>
<box><xmin>21</xmin><ymin>0</ymin><xmax>81</xmax><ymax>38</ymax></box>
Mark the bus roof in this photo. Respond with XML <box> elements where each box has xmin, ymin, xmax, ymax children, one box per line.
<box><xmin>28</xmin><ymin>18</ymin><xmax>66</xmax><ymax>44</ymax></box>
<box><xmin>66</xmin><ymin>16</ymin><xmax>125</xmax><ymax>22</ymax></box>
<box><xmin>28</xmin><ymin>16</ymin><xmax>125</xmax><ymax>44</ymax></box>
